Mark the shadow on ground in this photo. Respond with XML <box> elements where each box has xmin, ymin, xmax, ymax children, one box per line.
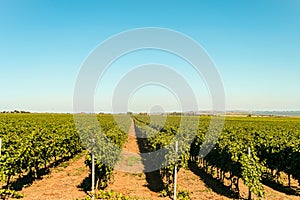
<box><xmin>135</xmin><ymin>125</ymin><xmax>164</xmax><ymax>192</ymax></box>
<box><xmin>262</xmin><ymin>177</ymin><xmax>300</xmax><ymax>196</ymax></box>
<box><xmin>9</xmin><ymin>156</ymin><xmax>74</xmax><ymax>191</ymax></box>
<box><xmin>78</xmin><ymin>173</ymin><xmax>92</xmax><ymax>193</ymax></box>
<box><xmin>188</xmin><ymin>162</ymin><xmax>239</xmax><ymax>199</ymax></box>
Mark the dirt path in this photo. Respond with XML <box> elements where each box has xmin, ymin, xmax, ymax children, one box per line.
<box><xmin>107</xmin><ymin>120</ymin><xmax>165</xmax><ymax>199</ymax></box>
<box><xmin>114</xmin><ymin>120</ymin><xmax>144</xmax><ymax>173</ymax></box>
<box><xmin>19</xmin><ymin>154</ymin><xmax>89</xmax><ymax>200</ymax></box>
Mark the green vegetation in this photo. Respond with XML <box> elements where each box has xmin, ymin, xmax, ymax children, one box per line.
<box><xmin>0</xmin><ymin>113</ymin><xmax>83</xmax><ymax>195</ymax></box>
<box><xmin>134</xmin><ymin>114</ymin><xmax>300</xmax><ymax>198</ymax></box>
<box><xmin>0</xmin><ymin>113</ymin><xmax>131</xmax><ymax>196</ymax></box>
<box><xmin>78</xmin><ymin>190</ymin><xmax>132</xmax><ymax>200</ymax></box>
<box><xmin>0</xmin><ymin>189</ymin><xmax>24</xmax><ymax>199</ymax></box>
<box><xmin>81</xmin><ymin>114</ymin><xmax>131</xmax><ymax>189</ymax></box>
<box><xmin>0</xmin><ymin>113</ymin><xmax>299</xmax><ymax>199</ymax></box>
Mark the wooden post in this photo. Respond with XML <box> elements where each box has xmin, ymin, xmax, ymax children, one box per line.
<box><xmin>0</xmin><ymin>138</ymin><xmax>2</xmax><ymax>156</ymax></box>
<box><xmin>248</xmin><ymin>147</ymin><xmax>252</xmax><ymax>200</ymax></box>
<box><xmin>174</xmin><ymin>141</ymin><xmax>178</xmax><ymax>200</ymax></box>
<box><xmin>92</xmin><ymin>139</ymin><xmax>95</xmax><ymax>200</ymax></box>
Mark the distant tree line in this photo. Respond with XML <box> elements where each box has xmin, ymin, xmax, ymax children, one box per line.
<box><xmin>1</xmin><ymin>110</ymin><xmax>30</xmax><ymax>114</ymax></box>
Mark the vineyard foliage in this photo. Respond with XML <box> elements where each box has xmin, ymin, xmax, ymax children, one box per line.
<box><xmin>133</xmin><ymin>115</ymin><xmax>300</xmax><ymax>198</ymax></box>
<box><xmin>78</xmin><ymin>114</ymin><xmax>131</xmax><ymax>189</ymax></box>
<box><xmin>0</xmin><ymin>114</ymin><xmax>83</xmax><ymax>189</ymax></box>
<box><xmin>0</xmin><ymin>113</ymin><xmax>300</xmax><ymax>199</ymax></box>
<box><xmin>0</xmin><ymin>113</ymin><xmax>131</xmax><ymax>192</ymax></box>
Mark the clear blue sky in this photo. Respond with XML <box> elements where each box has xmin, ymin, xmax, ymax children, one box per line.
<box><xmin>1</xmin><ymin>0</ymin><xmax>300</xmax><ymax>112</ymax></box>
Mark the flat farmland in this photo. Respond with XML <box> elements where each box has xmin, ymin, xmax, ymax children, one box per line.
<box><xmin>0</xmin><ymin>114</ymin><xmax>299</xmax><ymax>199</ymax></box>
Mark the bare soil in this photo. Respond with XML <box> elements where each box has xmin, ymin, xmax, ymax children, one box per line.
<box><xmin>107</xmin><ymin>120</ymin><xmax>164</xmax><ymax>199</ymax></box>
<box><xmin>18</xmin><ymin>154</ymin><xmax>89</xmax><ymax>200</ymax></box>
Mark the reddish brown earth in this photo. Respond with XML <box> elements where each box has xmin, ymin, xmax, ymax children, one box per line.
<box><xmin>107</xmin><ymin>120</ymin><xmax>164</xmax><ymax>199</ymax></box>
<box><xmin>18</xmin><ymin>155</ymin><xmax>89</xmax><ymax>200</ymax></box>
